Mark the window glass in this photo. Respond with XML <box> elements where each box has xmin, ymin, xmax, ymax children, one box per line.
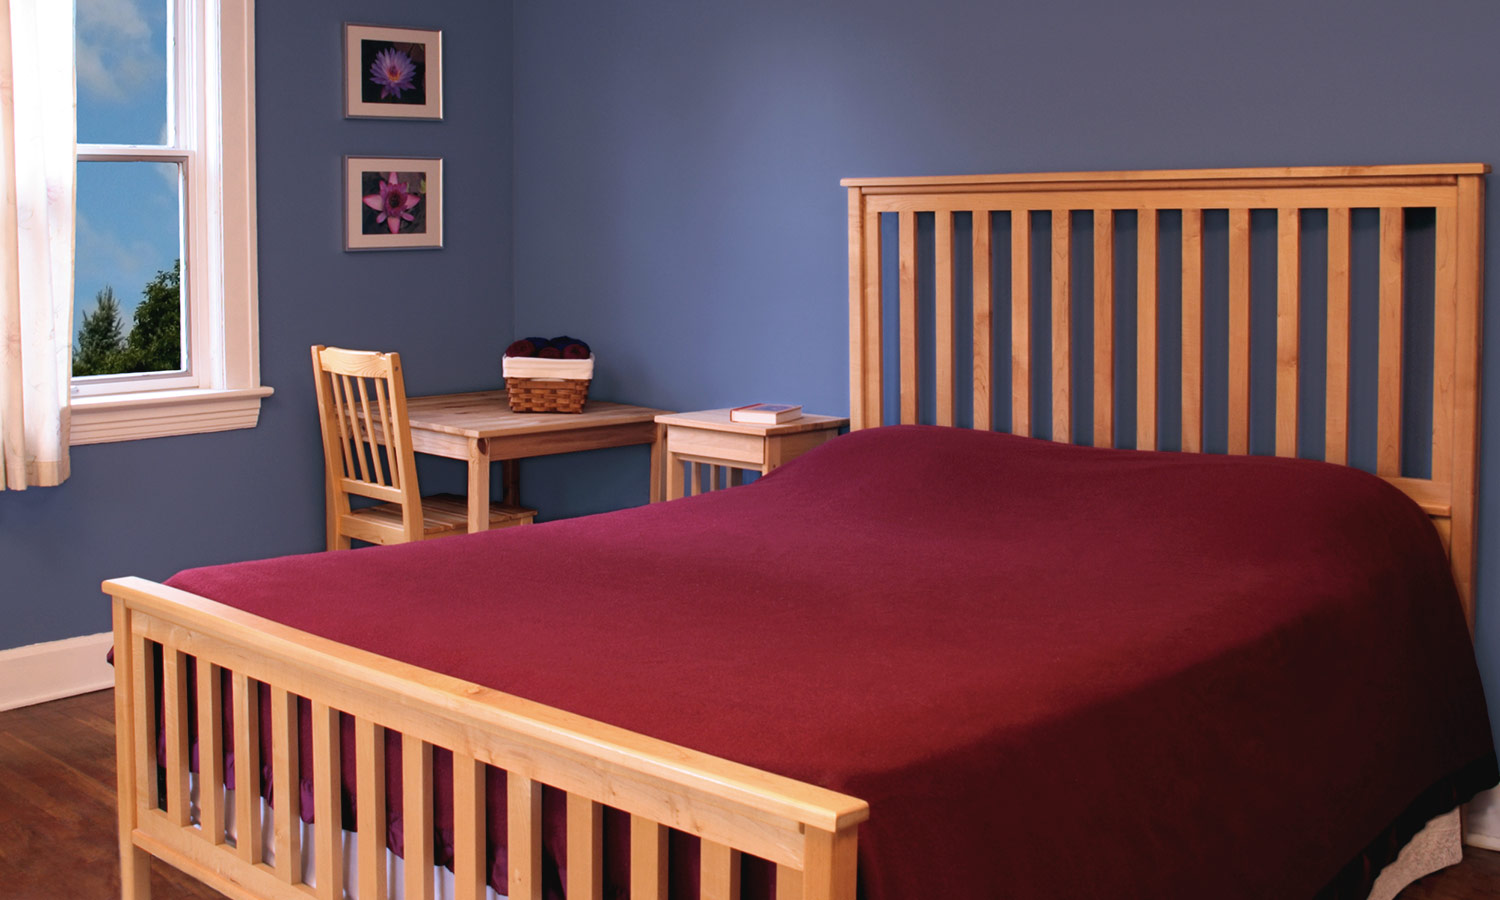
<box><xmin>75</xmin><ymin>0</ymin><xmax>171</xmax><ymax>145</ymax></box>
<box><xmin>72</xmin><ymin>161</ymin><xmax>185</xmax><ymax>377</ymax></box>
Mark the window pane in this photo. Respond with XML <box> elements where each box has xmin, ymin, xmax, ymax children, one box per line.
<box><xmin>73</xmin><ymin>161</ymin><xmax>186</xmax><ymax>377</ymax></box>
<box><xmin>76</xmin><ymin>0</ymin><xmax>170</xmax><ymax>145</ymax></box>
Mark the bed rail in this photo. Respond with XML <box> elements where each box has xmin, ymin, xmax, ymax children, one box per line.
<box><xmin>108</xmin><ymin>575</ymin><xmax>866</xmax><ymax>900</ymax></box>
<box><xmin>844</xmin><ymin>164</ymin><xmax>1487</xmax><ymax>627</ymax></box>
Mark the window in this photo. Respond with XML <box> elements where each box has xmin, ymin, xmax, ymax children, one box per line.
<box><xmin>69</xmin><ymin>0</ymin><xmax>269</xmax><ymax>444</ymax></box>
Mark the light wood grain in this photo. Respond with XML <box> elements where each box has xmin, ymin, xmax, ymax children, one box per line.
<box><xmin>567</xmin><ymin>794</ymin><xmax>604</xmax><ymax>900</ymax></box>
<box><xmin>312</xmin><ymin>701</ymin><xmax>342</xmax><ymax>900</ymax></box>
<box><xmin>1326</xmin><ymin>207</ymin><xmax>1352</xmax><ymax>466</ymax></box>
<box><xmin>936</xmin><ymin>211</ymin><xmax>957</xmax><ymax>426</ymax></box>
<box><xmin>899</xmin><ymin>210</ymin><xmax>919</xmax><ymax>424</ymax></box>
<box><xmin>1137</xmin><ymin>209</ymin><xmax>1159</xmax><ymax>450</ymax></box>
<box><xmin>1093</xmin><ymin>209</ymin><xmax>1115</xmax><ymax>448</ymax></box>
<box><xmin>631</xmin><ymin>816</ymin><xmax>669</xmax><ymax>900</ymax></box>
<box><xmin>1012</xmin><ymin>210</ymin><xmax>1033</xmax><ymax>436</ymax></box>
<box><xmin>355</xmin><ymin>718</ymin><xmax>388</xmax><ymax>900</ymax></box>
<box><xmin>453</xmin><ymin>752</ymin><xmax>486</xmax><ymax>900</ymax></box>
<box><xmin>195</xmin><ymin>657</ymin><xmax>224</xmax><ymax>845</ymax></box>
<box><xmin>1227</xmin><ymin>208</ymin><xmax>1251</xmax><ymax>455</ymax></box>
<box><xmin>270</xmin><ymin>687</ymin><xmax>299</xmax><ymax>884</ymax></box>
<box><xmin>1378</xmin><ymin>207</ymin><xmax>1406</xmax><ymax>477</ymax></box>
<box><xmin>702</xmin><ymin>840</ymin><xmax>743</xmax><ymax>900</ymax></box>
<box><xmin>973</xmin><ymin>211</ymin><xmax>994</xmax><ymax>430</ymax></box>
<box><xmin>1181</xmin><ymin>209</ymin><xmax>1204</xmax><ymax>453</ymax></box>
<box><xmin>1276</xmin><ymin>209</ymin><xmax>1300</xmax><ymax>458</ymax></box>
<box><xmin>1052</xmin><ymin>212</ymin><xmax>1072</xmax><ymax>442</ymax></box>
<box><xmin>404</xmin><ymin>734</ymin><xmax>434</xmax><ymax>900</ymax></box>
<box><xmin>508</xmin><ymin>774</ymin><xmax>542</xmax><ymax>900</ymax></box>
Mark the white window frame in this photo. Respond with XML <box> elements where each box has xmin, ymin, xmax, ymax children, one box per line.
<box><xmin>69</xmin><ymin>0</ymin><xmax>270</xmax><ymax>445</ymax></box>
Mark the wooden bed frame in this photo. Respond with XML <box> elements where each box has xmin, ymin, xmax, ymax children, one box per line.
<box><xmin>107</xmin><ymin>164</ymin><xmax>1487</xmax><ymax>900</ymax></box>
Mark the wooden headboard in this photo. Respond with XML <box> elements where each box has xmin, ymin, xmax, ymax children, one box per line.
<box><xmin>843</xmin><ymin>164</ymin><xmax>1487</xmax><ymax>627</ymax></box>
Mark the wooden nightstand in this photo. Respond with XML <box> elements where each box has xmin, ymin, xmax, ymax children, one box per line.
<box><xmin>654</xmin><ymin>409</ymin><xmax>848</xmax><ymax>500</ymax></box>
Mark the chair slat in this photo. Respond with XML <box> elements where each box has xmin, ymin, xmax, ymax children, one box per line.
<box><xmin>631</xmin><ymin>816</ymin><xmax>669</xmax><ymax>900</ymax></box>
<box><xmin>453</xmin><ymin>753</ymin><xmax>486</xmax><ymax>900</ymax></box>
<box><xmin>935</xmin><ymin>212</ymin><xmax>956</xmax><ymax>426</ymax></box>
<box><xmin>1136</xmin><ymin>209</ymin><xmax>1159</xmax><ymax>450</ymax></box>
<box><xmin>509</xmin><ymin>773</ymin><xmax>543</xmax><ymax>900</ymax></box>
<box><xmin>356</xmin><ymin>719</ymin><xmax>388</xmax><ymax>900</ymax></box>
<box><xmin>312</xmin><ymin>702</ymin><xmax>343</xmax><ymax>900</ymax></box>
<box><xmin>1377</xmin><ymin>207</ymin><xmax>1405</xmax><ymax>476</ymax></box>
<box><xmin>898</xmin><ymin>210</ymin><xmax>918</xmax><ymax>424</ymax></box>
<box><xmin>1276</xmin><ymin>209</ymin><xmax>1301</xmax><ymax>458</ymax></box>
<box><xmin>1432</xmin><ymin>206</ymin><xmax>1457</xmax><ymax>485</ymax></box>
<box><xmin>231</xmin><ymin>671</ymin><xmax>261</xmax><ymax>863</ymax></box>
<box><xmin>163</xmin><ymin>649</ymin><xmax>190</xmax><ymax>827</ymax></box>
<box><xmin>1093</xmin><ymin>210</ymin><xmax>1115</xmax><ymax>448</ymax></box>
<box><xmin>567</xmin><ymin>794</ymin><xmax>604</xmax><ymax>900</ymax></box>
<box><xmin>270</xmin><ymin>687</ymin><xmax>300</xmax><ymax>883</ymax></box>
<box><xmin>356</xmin><ymin>377</ymin><xmax>387</xmax><ymax>487</ymax></box>
<box><xmin>1051</xmin><ymin>212</ymin><xmax>1072</xmax><ymax>442</ymax></box>
<box><xmin>375</xmin><ymin>378</ymin><xmax>399</xmax><ymax>491</ymax></box>
<box><xmin>1181</xmin><ymin>209</ymin><xmax>1205</xmax><ymax>453</ymax></box>
<box><xmin>404</xmin><ymin>734</ymin><xmax>434</xmax><ymax>900</ymax></box>
<box><xmin>328</xmin><ymin>370</ymin><xmax>355</xmax><ymax>480</ymax></box>
<box><xmin>1326</xmin><ymin>208</ymin><xmax>1352</xmax><ymax>465</ymax></box>
<box><xmin>972</xmin><ymin>211</ymin><xmax>994</xmax><ymax>430</ymax></box>
<box><xmin>341</xmin><ymin>374</ymin><xmax>373</xmax><ymax>484</ymax></box>
<box><xmin>701</xmin><ymin>839</ymin><xmax>742</xmax><ymax>900</ymax></box>
<box><xmin>1011</xmin><ymin>212</ymin><xmax>1033</xmax><ymax>436</ymax></box>
<box><xmin>195</xmin><ymin>657</ymin><xmax>225</xmax><ymax>844</ymax></box>
<box><xmin>1227</xmin><ymin>208</ymin><xmax>1252</xmax><ymax>455</ymax></box>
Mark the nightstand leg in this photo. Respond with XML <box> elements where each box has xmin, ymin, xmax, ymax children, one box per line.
<box><xmin>667</xmin><ymin>453</ymin><xmax>685</xmax><ymax>501</ymax></box>
<box><xmin>650</xmin><ymin>423</ymin><xmax>665</xmax><ymax>503</ymax></box>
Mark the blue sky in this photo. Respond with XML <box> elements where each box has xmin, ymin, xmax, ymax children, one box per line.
<box><xmin>73</xmin><ymin>0</ymin><xmax>181</xmax><ymax>351</ymax></box>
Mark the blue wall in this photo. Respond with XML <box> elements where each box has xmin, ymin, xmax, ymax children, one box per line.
<box><xmin>510</xmin><ymin>0</ymin><xmax>1500</xmax><ymax>745</ymax></box>
<box><xmin>0</xmin><ymin>0</ymin><xmax>514</xmax><ymax>649</ymax></box>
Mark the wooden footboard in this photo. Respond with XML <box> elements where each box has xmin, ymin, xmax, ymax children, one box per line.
<box><xmin>107</xmin><ymin>576</ymin><xmax>867</xmax><ymax>900</ymax></box>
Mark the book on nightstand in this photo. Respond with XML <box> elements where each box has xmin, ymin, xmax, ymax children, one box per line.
<box><xmin>730</xmin><ymin>403</ymin><xmax>803</xmax><ymax>424</ymax></box>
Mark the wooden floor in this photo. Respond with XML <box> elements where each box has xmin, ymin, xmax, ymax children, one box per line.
<box><xmin>0</xmin><ymin>690</ymin><xmax>1496</xmax><ymax>899</ymax></box>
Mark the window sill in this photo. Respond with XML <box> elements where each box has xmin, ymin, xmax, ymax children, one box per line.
<box><xmin>69</xmin><ymin>385</ymin><xmax>275</xmax><ymax>445</ymax></box>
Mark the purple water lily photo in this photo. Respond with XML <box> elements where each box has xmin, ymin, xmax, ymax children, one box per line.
<box><xmin>345</xmin><ymin>157</ymin><xmax>443</xmax><ymax>251</ymax></box>
<box><xmin>344</xmin><ymin>25</ymin><xmax>442</xmax><ymax>119</ymax></box>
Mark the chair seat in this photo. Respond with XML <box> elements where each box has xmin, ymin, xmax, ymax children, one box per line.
<box><xmin>349</xmin><ymin>492</ymin><xmax>536</xmax><ymax>538</ymax></box>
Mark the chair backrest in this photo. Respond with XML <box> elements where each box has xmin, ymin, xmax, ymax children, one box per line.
<box><xmin>311</xmin><ymin>345</ymin><xmax>423</xmax><ymax>542</ymax></box>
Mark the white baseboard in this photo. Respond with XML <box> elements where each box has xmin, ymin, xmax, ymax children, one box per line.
<box><xmin>0</xmin><ymin>632</ymin><xmax>115</xmax><ymax>712</ymax></box>
<box><xmin>1466</xmin><ymin>787</ymin><xmax>1500</xmax><ymax>849</ymax></box>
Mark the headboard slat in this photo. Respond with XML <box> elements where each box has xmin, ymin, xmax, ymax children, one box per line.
<box><xmin>1275</xmin><ymin>209</ymin><xmax>1301</xmax><ymax>458</ymax></box>
<box><xmin>1137</xmin><ymin>210</ymin><xmax>1160</xmax><ymax>452</ymax></box>
<box><xmin>1093</xmin><ymin>211</ymin><xmax>1116</xmax><ymax>448</ymax></box>
<box><xmin>845</xmin><ymin>164</ymin><xmax>1487</xmax><ymax>628</ymax></box>
<box><xmin>1181</xmin><ymin>209</ymin><xmax>1205</xmax><ymax>454</ymax></box>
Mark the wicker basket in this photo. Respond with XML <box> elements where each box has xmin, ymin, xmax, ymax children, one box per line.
<box><xmin>502</xmin><ymin>354</ymin><xmax>594</xmax><ymax>413</ymax></box>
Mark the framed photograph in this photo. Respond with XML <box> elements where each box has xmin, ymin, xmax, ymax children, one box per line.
<box><xmin>344</xmin><ymin>24</ymin><xmax>442</xmax><ymax>120</ymax></box>
<box><xmin>345</xmin><ymin>157</ymin><xmax>443</xmax><ymax>251</ymax></box>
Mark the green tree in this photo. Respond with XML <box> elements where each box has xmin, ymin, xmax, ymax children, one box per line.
<box><xmin>120</xmin><ymin>261</ymin><xmax>182</xmax><ymax>373</ymax></box>
<box><xmin>72</xmin><ymin>286</ymin><xmax>126</xmax><ymax>376</ymax></box>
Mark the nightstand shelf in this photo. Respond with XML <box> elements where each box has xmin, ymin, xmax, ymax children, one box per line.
<box><xmin>654</xmin><ymin>409</ymin><xmax>848</xmax><ymax>500</ymax></box>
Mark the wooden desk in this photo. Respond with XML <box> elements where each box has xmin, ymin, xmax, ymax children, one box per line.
<box><xmin>404</xmin><ymin>390</ymin><xmax>671</xmax><ymax>530</ymax></box>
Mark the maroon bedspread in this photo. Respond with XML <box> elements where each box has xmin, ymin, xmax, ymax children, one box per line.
<box><xmin>167</xmin><ymin>425</ymin><xmax>1496</xmax><ymax>899</ymax></box>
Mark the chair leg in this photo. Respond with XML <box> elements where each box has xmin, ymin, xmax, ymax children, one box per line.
<box><xmin>327</xmin><ymin>512</ymin><xmax>350</xmax><ymax>551</ymax></box>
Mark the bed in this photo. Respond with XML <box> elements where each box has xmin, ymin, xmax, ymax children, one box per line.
<box><xmin>107</xmin><ymin>163</ymin><xmax>1496</xmax><ymax>900</ymax></box>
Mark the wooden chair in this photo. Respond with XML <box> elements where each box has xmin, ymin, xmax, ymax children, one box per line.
<box><xmin>312</xmin><ymin>345</ymin><xmax>535</xmax><ymax>549</ymax></box>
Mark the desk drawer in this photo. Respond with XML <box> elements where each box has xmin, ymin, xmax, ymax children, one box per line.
<box><xmin>667</xmin><ymin>426</ymin><xmax>764</xmax><ymax>465</ymax></box>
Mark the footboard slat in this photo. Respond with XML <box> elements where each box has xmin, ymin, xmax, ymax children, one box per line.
<box><xmin>508</xmin><ymin>772</ymin><xmax>543</xmax><ymax>900</ymax></box>
<box><xmin>567</xmin><ymin>793</ymin><xmax>604</xmax><ymax>900</ymax></box>
<box><xmin>232</xmin><ymin>670</ymin><xmax>262</xmax><ymax>863</ymax></box>
<box><xmin>701</xmin><ymin>840</ymin><xmax>742</xmax><ymax>900</ymax></box>
<box><xmin>269</xmin><ymin>686</ymin><xmax>300</xmax><ymax>883</ymax></box>
<box><xmin>355</xmin><ymin>718</ymin><xmax>388</xmax><ymax>900</ymax></box>
<box><xmin>403</xmin><ymin>733</ymin><xmax>435</xmax><ymax>900</ymax></box>
<box><xmin>777</xmin><ymin>864</ymin><xmax>804</xmax><ymax>900</ymax></box>
<box><xmin>631</xmin><ymin>815</ymin><xmax>669</xmax><ymax>900</ymax></box>
<box><xmin>312</xmin><ymin>701</ymin><xmax>343</xmax><ymax>900</ymax></box>
<box><xmin>197</xmin><ymin>657</ymin><xmax>225</xmax><ymax>845</ymax></box>
<box><xmin>453</xmin><ymin>751</ymin><xmax>486</xmax><ymax>900</ymax></box>
<box><xmin>164</xmin><ymin>648</ymin><xmax>192</xmax><ymax>827</ymax></box>
<box><xmin>109</xmin><ymin>578</ymin><xmax>868</xmax><ymax>900</ymax></box>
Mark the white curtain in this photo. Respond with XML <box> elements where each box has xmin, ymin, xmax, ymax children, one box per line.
<box><xmin>0</xmin><ymin>0</ymin><xmax>75</xmax><ymax>489</ymax></box>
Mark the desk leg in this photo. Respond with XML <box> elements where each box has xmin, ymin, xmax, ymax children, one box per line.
<box><xmin>468</xmin><ymin>437</ymin><xmax>491</xmax><ymax>532</ymax></box>
<box><xmin>650</xmin><ymin>423</ymin><xmax>666</xmax><ymax>503</ymax></box>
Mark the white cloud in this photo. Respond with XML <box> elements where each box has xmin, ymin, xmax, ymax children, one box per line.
<box><xmin>76</xmin><ymin>0</ymin><xmax>161</xmax><ymax>102</ymax></box>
